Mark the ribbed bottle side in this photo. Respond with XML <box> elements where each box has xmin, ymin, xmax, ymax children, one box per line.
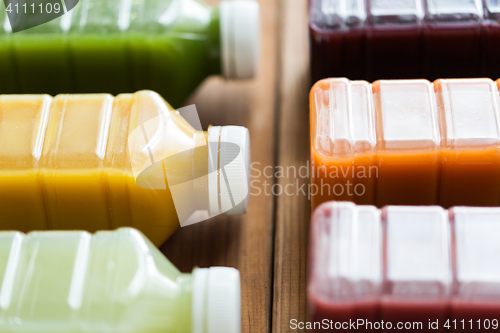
<box><xmin>0</xmin><ymin>229</ymin><xmax>189</xmax><ymax>332</ymax></box>
<box><xmin>309</xmin><ymin>202</ymin><xmax>500</xmax><ymax>314</ymax></box>
<box><xmin>311</xmin><ymin>77</ymin><xmax>500</xmax><ymax>207</ymax></box>
<box><xmin>0</xmin><ymin>0</ymin><xmax>215</xmax><ymax>105</ymax></box>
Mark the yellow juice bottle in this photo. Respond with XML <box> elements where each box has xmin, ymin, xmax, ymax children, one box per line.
<box><xmin>0</xmin><ymin>91</ymin><xmax>250</xmax><ymax>246</ymax></box>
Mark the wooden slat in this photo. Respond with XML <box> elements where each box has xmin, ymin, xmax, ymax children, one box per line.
<box><xmin>272</xmin><ymin>0</ymin><xmax>311</xmax><ymax>331</ymax></box>
<box><xmin>161</xmin><ymin>1</ymin><xmax>279</xmax><ymax>333</ymax></box>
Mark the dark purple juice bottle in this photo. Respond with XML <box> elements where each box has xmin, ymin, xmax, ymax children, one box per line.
<box><xmin>482</xmin><ymin>0</ymin><xmax>500</xmax><ymax>79</ymax></box>
<box><xmin>423</xmin><ymin>0</ymin><xmax>482</xmax><ymax>80</ymax></box>
<box><xmin>309</xmin><ymin>0</ymin><xmax>367</xmax><ymax>83</ymax></box>
<box><xmin>309</xmin><ymin>0</ymin><xmax>500</xmax><ymax>82</ymax></box>
<box><xmin>367</xmin><ymin>0</ymin><xmax>424</xmax><ymax>80</ymax></box>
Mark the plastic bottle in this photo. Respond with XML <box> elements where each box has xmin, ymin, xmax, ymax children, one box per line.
<box><xmin>310</xmin><ymin>77</ymin><xmax>500</xmax><ymax>209</ymax></box>
<box><xmin>0</xmin><ymin>227</ymin><xmax>241</xmax><ymax>333</ymax></box>
<box><xmin>0</xmin><ymin>90</ymin><xmax>251</xmax><ymax>246</ymax></box>
<box><xmin>308</xmin><ymin>201</ymin><xmax>500</xmax><ymax>333</ymax></box>
<box><xmin>483</xmin><ymin>0</ymin><xmax>500</xmax><ymax>79</ymax></box>
<box><xmin>309</xmin><ymin>0</ymin><xmax>497</xmax><ymax>82</ymax></box>
<box><xmin>0</xmin><ymin>0</ymin><xmax>260</xmax><ymax>107</ymax></box>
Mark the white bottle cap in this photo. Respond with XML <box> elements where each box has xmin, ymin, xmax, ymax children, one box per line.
<box><xmin>219</xmin><ymin>0</ymin><xmax>261</xmax><ymax>79</ymax></box>
<box><xmin>192</xmin><ymin>267</ymin><xmax>242</xmax><ymax>333</ymax></box>
<box><xmin>208</xmin><ymin>126</ymin><xmax>250</xmax><ymax>216</ymax></box>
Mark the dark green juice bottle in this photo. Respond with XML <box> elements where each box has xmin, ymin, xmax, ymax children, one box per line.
<box><xmin>0</xmin><ymin>0</ymin><xmax>260</xmax><ymax>107</ymax></box>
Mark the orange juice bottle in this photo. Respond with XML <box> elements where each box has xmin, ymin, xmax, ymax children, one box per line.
<box><xmin>0</xmin><ymin>91</ymin><xmax>250</xmax><ymax>246</ymax></box>
<box><xmin>310</xmin><ymin>77</ymin><xmax>500</xmax><ymax>209</ymax></box>
<box><xmin>373</xmin><ymin>79</ymin><xmax>440</xmax><ymax>206</ymax></box>
<box><xmin>436</xmin><ymin>78</ymin><xmax>500</xmax><ymax>207</ymax></box>
<box><xmin>310</xmin><ymin>78</ymin><xmax>377</xmax><ymax>209</ymax></box>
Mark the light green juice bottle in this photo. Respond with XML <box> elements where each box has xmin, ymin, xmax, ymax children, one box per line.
<box><xmin>0</xmin><ymin>0</ymin><xmax>260</xmax><ymax>107</ymax></box>
<box><xmin>0</xmin><ymin>228</ymin><xmax>241</xmax><ymax>333</ymax></box>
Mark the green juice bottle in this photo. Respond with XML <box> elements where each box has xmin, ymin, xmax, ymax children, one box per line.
<box><xmin>0</xmin><ymin>0</ymin><xmax>260</xmax><ymax>107</ymax></box>
<box><xmin>0</xmin><ymin>228</ymin><xmax>241</xmax><ymax>333</ymax></box>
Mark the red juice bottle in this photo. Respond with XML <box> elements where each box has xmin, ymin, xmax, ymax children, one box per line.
<box><xmin>308</xmin><ymin>202</ymin><xmax>500</xmax><ymax>332</ymax></box>
<box><xmin>308</xmin><ymin>202</ymin><xmax>381</xmax><ymax>332</ymax></box>
<box><xmin>450</xmin><ymin>207</ymin><xmax>500</xmax><ymax>333</ymax></box>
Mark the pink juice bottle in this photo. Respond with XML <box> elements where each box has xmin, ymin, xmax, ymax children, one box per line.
<box><xmin>308</xmin><ymin>201</ymin><xmax>500</xmax><ymax>332</ymax></box>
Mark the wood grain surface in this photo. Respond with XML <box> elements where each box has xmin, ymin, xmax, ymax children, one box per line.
<box><xmin>272</xmin><ymin>0</ymin><xmax>311</xmax><ymax>331</ymax></box>
<box><xmin>161</xmin><ymin>0</ymin><xmax>311</xmax><ymax>332</ymax></box>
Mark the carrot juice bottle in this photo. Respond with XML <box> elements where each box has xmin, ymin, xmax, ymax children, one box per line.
<box><xmin>435</xmin><ymin>78</ymin><xmax>500</xmax><ymax>207</ymax></box>
<box><xmin>310</xmin><ymin>78</ymin><xmax>376</xmax><ymax>209</ymax></box>
<box><xmin>373</xmin><ymin>79</ymin><xmax>440</xmax><ymax>206</ymax></box>
<box><xmin>310</xmin><ymin>77</ymin><xmax>500</xmax><ymax>209</ymax></box>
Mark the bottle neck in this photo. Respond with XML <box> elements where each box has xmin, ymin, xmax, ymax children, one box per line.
<box><xmin>183</xmin><ymin>130</ymin><xmax>220</xmax><ymax>221</ymax></box>
<box><xmin>193</xmin><ymin>153</ymin><xmax>211</xmax><ymax>212</ymax></box>
<box><xmin>162</xmin><ymin>273</ymin><xmax>195</xmax><ymax>332</ymax></box>
<box><xmin>160</xmin><ymin>125</ymin><xmax>248</xmax><ymax>226</ymax></box>
<box><xmin>190</xmin><ymin>267</ymin><xmax>242</xmax><ymax>333</ymax></box>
